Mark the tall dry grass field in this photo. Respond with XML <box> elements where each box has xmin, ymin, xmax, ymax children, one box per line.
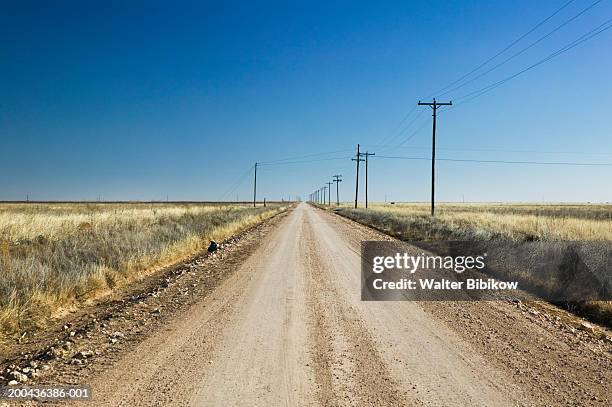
<box><xmin>0</xmin><ymin>202</ymin><xmax>285</xmax><ymax>341</ymax></box>
<box><xmin>335</xmin><ymin>202</ymin><xmax>612</xmax><ymax>324</ymax></box>
<box><xmin>338</xmin><ymin>203</ymin><xmax>612</xmax><ymax>241</ymax></box>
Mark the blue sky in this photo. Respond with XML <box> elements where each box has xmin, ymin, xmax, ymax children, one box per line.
<box><xmin>1</xmin><ymin>0</ymin><xmax>611</xmax><ymax>202</ymax></box>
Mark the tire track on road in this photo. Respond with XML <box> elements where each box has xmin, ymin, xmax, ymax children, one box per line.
<box><xmin>302</xmin><ymin>212</ymin><xmax>412</xmax><ymax>407</ymax></box>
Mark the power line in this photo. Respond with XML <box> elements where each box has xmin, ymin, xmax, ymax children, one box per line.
<box><xmin>384</xmin><ymin>1</ymin><xmax>582</xmax><ymax>152</ymax></box>
<box><xmin>375</xmin><ymin>155</ymin><xmax>612</xmax><ymax>166</ymax></box>
<box><xmin>362</xmin><ymin>152</ymin><xmax>375</xmax><ymax>208</ymax></box>
<box><xmin>438</xmin><ymin>0</ymin><xmax>603</xmax><ymax>98</ymax></box>
<box><xmin>375</xmin><ymin>2</ymin><xmax>607</xmax><ymax>168</ymax></box>
<box><xmin>258</xmin><ymin>156</ymin><xmax>352</xmax><ymax>167</ymax></box>
<box><xmin>258</xmin><ymin>148</ymin><xmax>354</xmax><ymax>165</ymax></box>
<box><xmin>219</xmin><ymin>165</ymin><xmax>254</xmax><ymax>201</ymax></box>
<box><xmin>371</xmin><ymin>145</ymin><xmax>612</xmax><ymax>156</ymax></box>
<box><xmin>364</xmin><ymin>115</ymin><xmax>432</xmax><ymax>155</ymax></box>
<box><xmin>426</xmin><ymin>0</ymin><xmax>578</xmax><ymax>98</ymax></box>
<box><xmin>394</xmin><ymin>118</ymin><xmax>432</xmax><ymax>148</ymax></box>
<box><xmin>454</xmin><ymin>16</ymin><xmax>612</xmax><ymax>105</ymax></box>
<box><xmin>377</xmin><ymin>110</ymin><xmax>428</xmax><ymax>153</ymax></box>
<box><xmin>374</xmin><ymin>105</ymin><xmax>419</xmax><ymax>148</ymax></box>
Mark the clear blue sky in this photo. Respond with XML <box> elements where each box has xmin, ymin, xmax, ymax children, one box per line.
<box><xmin>1</xmin><ymin>0</ymin><xmax>611</xmax><ymax>202</ymax></box>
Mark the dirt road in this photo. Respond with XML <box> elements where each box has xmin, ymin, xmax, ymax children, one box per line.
<box><xmin>79</xmin><ymin>203</ymin><xmax>610</xmax><ymax>406</ymax></box>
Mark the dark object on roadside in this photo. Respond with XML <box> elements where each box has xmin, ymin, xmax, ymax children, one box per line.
<box><xmin>390</xmin><ymin>202</ymin><xmax>395</xmax><ymax>205</ymax></box>
<box><xmin>207</xmin><ymin>240</ymin><xmax>218</xmax><ymax>252</ymax></box>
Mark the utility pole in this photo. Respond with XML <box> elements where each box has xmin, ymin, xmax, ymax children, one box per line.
<box><xmin>362</xmin><ymin>152</ymin><xmax>375</xmax><ymax>208</ymax></box>
<box><xmin>418</xmin><ymin>98</ymin><xmax>452</xmax><ymax>216</ymax></box>
<box><xmin>333</xmin><ymin>175</ymin><xmax>342</xmax><ymax>206</ymax></box>
<box><xmin>352</xmin><ymin>144</ymin><xmax>365</xmax><ymax>208</ymax></box>
<box><xmin>322</xmin><ymin>186</ymin><xmax>327</xmax><ymax>205</ymax></box>
<box><xmin>326</xmin><ymin>182</ymin><xmax>332</xmax><ymax>206</ymax></box>
<box><xmin>253</xmin><ymin>162</ymin><xmax>258</xmax><ymax>208</ymax></box>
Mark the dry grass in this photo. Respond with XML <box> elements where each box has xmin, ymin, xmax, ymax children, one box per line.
<box><xmin>0</xmin><ymin>203</ymin><xmax>286</xmax><ymax>341</ymax></box>
<box><xmin>334</xmin><ymin>202</ymin><xmax>612</xmax><ymax>326</ymax></box>
<box><xmin>337</xmin><ymin>203</ymin><xmax>612</xmax><ymax>241</ymax></box>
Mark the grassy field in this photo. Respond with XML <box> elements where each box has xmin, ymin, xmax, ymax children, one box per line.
<box><xmin>333</xmin><ymin>202</ymin><xmax>612</xmax><ymax>325</ymax></box>
<box><xmin>0</xmin><ymin>202</ymin><xmax>286</xmax><ymax>341</ymax></box>
<box><xmin>336</xmin><ymin>203</ymin><xmax>612</xmax><ymax>241</ymax></box>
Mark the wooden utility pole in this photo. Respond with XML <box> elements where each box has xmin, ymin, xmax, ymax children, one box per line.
<box><xmin>333</xmin><ymin>175</ymin><xmax>342</xmax><ymax>206</ymax></box>
<box><xmin>418</xmin><ymin>99</ymin><xmax>452</xmax><ymax>216</ymax></box>
<box><xmin>322</xmin><ymin>186</ymin><xmax>327</xmax><ymax>205</ymax></box>
<box><xmin>362</xmin><ymin>152</ymin><xmax>375</xmax><ymax>208</ymax></box>
<box><xmin>253</xmin><ymin>162</ymin><xmax>258</xmax><ymax>208</ymax></box>
<box><xmin>352</xmin><ymin>144</ymin><xmax>365</xmax><ymax>208</ymax></box>
<box><xmin>326</xmin><ymin>182</ymin><xmax>332</xmax><ymax>206</ymax></box>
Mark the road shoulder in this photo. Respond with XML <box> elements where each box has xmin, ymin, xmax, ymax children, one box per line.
<box><xmin>0</xmin><ymin>208</ymin><xmax>291</xmax><ymax>391</ymax></box>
